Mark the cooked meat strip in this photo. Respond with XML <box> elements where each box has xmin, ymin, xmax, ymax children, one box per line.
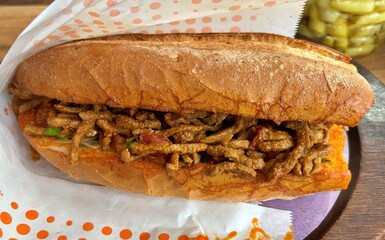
<box><xmin>97</xmin><ymin>121</ymin><xmax>113</xmax><ymax>148</ymax></box>
<box><xmin>256</xmin><ymin>139</ymin><xmax>295</xmax><ymax>152</ymax></box>
<box><xmin>208</xmin><ymin>162</ymin><xmax>257</xmax><ymax>178</ymax></box>
<box><xmin>9</xmin><ymin>83</ymin><xmax>35</xmax><ymax>100</ymax></box>
<box><xmin>200</xmin><ymin>127</ymin><xmax>234</xmax><ymax>144</ymax></box>
<box><xmin>134</xmin><ymin>111</ymin><xmax>156</xmax><ymax>121</ymax></box>
<box><xmin>269</xmin><ymin>123</ymin><xmax>312</xmax><ymax>179</ymax></box>
<box><xmin>309</xmin><ymin>129</ymin><xmax>325</xmax><ymax>145</ymax></box>
<box><xmin>85</xmin><ymin>129</ymin><xmax>97</xmax><ymax>138</ymax></box>
<box><xmin>19</xmin><ymin>95</ymin><xmax>335</xmax><ymax>178</ymax></box>
<box><xmin>247</xmin><ymin>150</ymin><xmax>266</xmax><ymax>159</ymax></box>
<box><xmin>70</xmin><ymin>118</ymin><xmax>96</xmax><ymax>164</ymax></box>
<box><xmin>233</xmin><ymin>117</ymin><xmax>256</xmax><ymax>133</ymax></box>
<box><xmin>191</xmin><ymin>152</ymin><xmax>201</xmax><ymax>164</ymax></box>
<box><xmin>115</xmin><ymin>115</ymin><xmax>162</xmax><ymax>130</ymax></box>
<box><xmin>23</xmin><ymin>124</ymin><xmax>45</xmax><ymax>136</ymax></box>
<box><xmin>96</xmin><ymin>119</ymin><xmax>131</xmax><ymax>136</ymax></box>
<box><xmin>54</xmin><ymin>104</ymin><xmax>90</xmax><ymax>113</ymax></box>
<box><xmin>223</xmin><ymin>139</ymin><xmax>250</xmax><ymax>149</ymax></box>
<box><xmin>311</xmin><ymin>157</ymin><xmax>323</xmax><ymax>174</ymax></box>
<box><xmin>166</xmin><ymin>153</ymin><xmax>180</xmax><ymax>172</ymax></box>
<box><xmin>130</xmin><ymin>142</ymin><xmax>208</xmax><ymax>155</ymax></box>
<box><xmin>56</xmin><ymin>113</ymin><xmax>81</xmax><ymax>120</ymax></box>
<box><xmin>250</xmin><ymin>126</ymin><xmax>294</xmax><ymax>152</ymax></box>
<box><xmin>19</xmin><ymin>98</ymin><xmax>44</xmax><ymax>114</ymax></box>
<box><xmin>164</xmin><ymin>113</ymin><xmax>191</xmax><ymax>127</ymax></box>
<box><xmin>172</xmin><ymin>131</ymin><xmax>196</xmax><ymax>143</ymax></box>
<box><xmin>79</xmin><ymin>110</ymin><xmax>113</xmax><ymax>121</ymax></box>
<box><xmin>162</xmin><ymin>125</ymin><xmax>211</xmax><ymax>137</ymax></box>
<box><xmin>47</xmin><ymin>116</ymin><xmax>81</xmax><ymax>129</ymax></box>
<box><xmin>132</xmin><ymin>128</ymin><xmax>155</xmax><ymax>135</ymax></box>
<box><xmin>207</xmin><ymin>145</ymin><xmax>264</xmax><ymax>170</ymax></box>
<box><xmin>202</xmin><ymin>113</ymin><xmax>228</xmax><ymax>125</ymax></box>
<box><xmin>299</xmin><ymin>144</ymin><xmax>333</xmax><ymax>176</ymax></box>
<box><xmin>181</xmin><ymin>111</ymin><xmax>210</xmax><ymax>119</ymax></box>
<box><xmin>181</xmin><ymin>154</ymin><xmax>193</xmax><ymax>164</ymax></box>
<box><xmin>207</xmin><ymin>145</ymin><xmax>243</xmax><ymax>161</ymax></box>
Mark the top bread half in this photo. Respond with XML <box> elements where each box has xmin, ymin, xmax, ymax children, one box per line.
<box><xmin>12</xmin><ymin>33</ymin><xmax>374</xmax><ymax>126</ymax></box>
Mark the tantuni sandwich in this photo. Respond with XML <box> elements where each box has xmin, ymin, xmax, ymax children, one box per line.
<box><xmin>9</xmin><ymin>33</ymin><xmax>374</xmax><ymax>201</ymax></box>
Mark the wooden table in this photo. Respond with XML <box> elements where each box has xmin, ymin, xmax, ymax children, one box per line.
<box><xmin>1</xmin><ymin>2</ymin><xmax>384</xmax><ymax>240</ymax></box>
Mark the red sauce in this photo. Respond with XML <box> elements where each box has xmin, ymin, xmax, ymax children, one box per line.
<box><xmin>249</xmin><ymin>218</ymin><xmax>271</xmax><ymax>240</ymax></box>
<box><xmin>284</xmin><ymin>226</ymin><xmax>294</xmax><ymax>240</ymax></box>
<box><xmin>139</xmin><ymin>133</ymin><xmax>167</xmax><ymax>144</ymax></box>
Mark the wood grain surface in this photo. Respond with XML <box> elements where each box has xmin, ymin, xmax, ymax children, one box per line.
<box><xmin>0</xmin><ymin>2</ymin><xmax>384</xmax><ymax>240</ymax></box>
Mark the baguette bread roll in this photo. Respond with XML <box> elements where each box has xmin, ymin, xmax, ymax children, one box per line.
<box><xmin>10</xmin><ymin>33</ymin><xmax>373</xmax><ymax>201</ymax></box>
<box><xmin>13</xmin><ymin>33</ymin><xmax>373</xmax><ymax>127</ymax></box>
<box><xmin>23</xmin><ymin>125</ymin><xmax>350</xmax><ymax>201</ymax></box>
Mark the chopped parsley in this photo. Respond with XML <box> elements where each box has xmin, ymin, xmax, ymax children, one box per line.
<box><xmin>126</xmin><ymin>136</ymin><xmax>139</xmax><ymax>150</ymax></box>
<box><xmin>321</xmin><ymin>158</ymin><xmax>332</xmax><ymax>163</ymax></box>
<box><xmin>43</xmin><ymin>126</ymin><xmax>69</xmax><ymax>140</ymax></box>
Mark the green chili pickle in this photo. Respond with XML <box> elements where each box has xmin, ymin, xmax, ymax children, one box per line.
<box><xmin>299</xmin><ymin>0</ymin><xmax>385</xmax><ymax>57</ymax></box>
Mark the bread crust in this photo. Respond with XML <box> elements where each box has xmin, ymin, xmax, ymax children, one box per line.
<box><xmin>13</xmin><ymin>33</ymin><xmax>373</xmax><ymax>126</ymax></box>
<box><xmin>24</xmin><ymin>126</ymin><xmax>351</xmax><ymax>202</ymax></box>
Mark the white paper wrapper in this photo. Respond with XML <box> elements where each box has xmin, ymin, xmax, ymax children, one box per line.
<box><xmin>0</xmin><ymin>0</ymin><xmax>306</xmax><ymax>239</ymax></box>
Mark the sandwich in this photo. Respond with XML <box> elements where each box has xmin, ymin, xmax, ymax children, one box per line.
<box><xmin>9</xmin><ymin>33</ymin><xmax>374</xmax><ymax>201</ymax></box>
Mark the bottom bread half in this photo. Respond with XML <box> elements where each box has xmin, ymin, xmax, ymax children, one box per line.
<box><xmin>25</xmin><ymin>126</ymin><xmax>351</xmax><ymax>202</ymax></box>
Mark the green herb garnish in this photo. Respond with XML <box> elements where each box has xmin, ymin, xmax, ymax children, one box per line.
<box><xmin>321</xmin><ymin>158</ymin><xmax>332</xmax><ymax>163</ymax></box>
<box><xmin>125</xmin><ymin>136</ymin><xmax>139</xmax><ymax>150</ymax></box>
<box><xmin>43</xmin><ymin>126</ymin><xmax>69</xmax><ymax>140</ymax></box>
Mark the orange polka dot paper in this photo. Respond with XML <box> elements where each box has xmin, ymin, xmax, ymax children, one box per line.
<box><xmin>0</xmin><ymin>0</ymin><xmax>304</xmax><ymax>238</ymax></box>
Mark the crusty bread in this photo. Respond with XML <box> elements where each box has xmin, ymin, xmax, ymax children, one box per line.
<box><xmin>13</xmin><ymin>33</ymin><xmax>373</xmax><ymax>127</ymax></box>
<box><xmin>24</xmin><ymin>125</ymin><xmax>350</xmax><ymax>202</ymax></box>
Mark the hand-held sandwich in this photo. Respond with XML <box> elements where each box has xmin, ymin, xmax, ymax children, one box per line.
<box><xmin>9</xmin><ymin>33</ymin><xmax>374</xmax><ymax>201</ymax></box>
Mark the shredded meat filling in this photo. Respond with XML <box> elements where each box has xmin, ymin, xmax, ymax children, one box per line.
<box><xmin>14</xmin><ymin>94</ymin><xmax>335</xmax><ymax>179</ymax></box>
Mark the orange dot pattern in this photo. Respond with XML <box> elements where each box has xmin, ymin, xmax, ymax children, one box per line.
<box><xmin>83</xmin><ymin>222</ymin><xmax>94</xmax><ymax>231</ymax></box>
<box><xmin>47</xmin><ymin>216</ymin><xmax>55</xmax><ymax>223</ymax></box>
<box><xmin>37</xmin><ymin>229</ymin><xmax>49</xmax><ymax>239</ymax></box>
<box><xmin>11</xmin><ymin>202</ymin><xmax>19</xmax><ymax>209</ymax></box>
<box><xmin>178</xmin><ymin>235</ymin><xmax>188</xmax><ymax>240</ymax></box>
<box><xmin>120</xmin><ymin>228</ymin><xmax>132</xmax><ymax>239</ymax></box>
<box><xmin>26</xmin><ymin>209</ymin><xmax>39</xmax><ymax>220</ymax></box>
<box><xmin>0</xmin><ymin>199</ymin><xmax>282</xmax><ymax>239</ymax></box>
<box><xmin>27</xmin><ymin>0</ymin><xmax>284</xmax><ymax>50</ymax></box>
<box><xmin>158</xmin><ymin>233</ymin><xmax>170</xmax><ymax>240</ymax></box>
<box><xmin>102</xmin><ymin>226</ymin><xmax>112</xmax><ymax>235</ymax></box>
<box><xmin>140</xmin><ymin>232</ymin><xmax>151</xmax><ymax>240</ymax></box>
<box><xmin>16</xmin><ymin>223</ymin><xmax>31</xmax><ymax>235</ymax></box>
<box><xmin>1</xmin><ymin>211</ymin><xmax>12</xmax><ymax>224</ymax></box>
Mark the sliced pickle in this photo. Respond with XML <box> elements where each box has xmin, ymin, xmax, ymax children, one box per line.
<box><xmin>375</xmin><ymin>0</ymin><xmax>385</xmax><ymax>11</ymax></box>
<box><xmin>299</xmin><ymin>0</ymin><xmax>385</xmax><ymax>56</ymax></box>
<box><xmin>335</xmin><ymin>37</ymin><xmax>349</xmax><ymax>50</ymax></box>
<box><xmin>322</xmin><ymin>35</ymin><xmax>336</xmax><ymax>47</ymax></box>
<box><xmin>309</xmin><ymin>5</ymin><xmax>327</xmax><ymax>35</ymax></box>
<box><xmin>318</xmin><ymin>7</ymin><xmax>341</xmax><ymax>22</ymax></box>
<box><xmin>352</xmin><ymin>10</ymin><xmax>385</xmax><ymax>26</ymax></box>
<box><xmin>315</xmin><ymin>0</ymin><xmax>330</xmax><ymax>8</ymax></box>
<box><xmin>345</xmin><ymin>44</ymin><xmax>375</xmax><ymax>56</ymax></box>
<box><xmin>349</xmin><ymin>23</ymin><xmax>383</xmax><ymax>37</ymax></box>
<box><xmin>330</xmin><ymin>0</ymin><xmax>375</xmax><ymax>15</ymax></box>
<box><xmin>327</xmin><ymin>21</ymin><xmax>348</xmax><ymax>37</ymax></box>
<box><xmin>350</xmin><ymin>36</ymin><xmax>374</xmax><ymax>46</ymax></box>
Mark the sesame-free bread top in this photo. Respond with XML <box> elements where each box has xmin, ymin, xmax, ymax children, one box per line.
<box><xmin>13</xmin><ymin>33</ymin><xmax>374</xmax><ymax>126</ymax></box>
